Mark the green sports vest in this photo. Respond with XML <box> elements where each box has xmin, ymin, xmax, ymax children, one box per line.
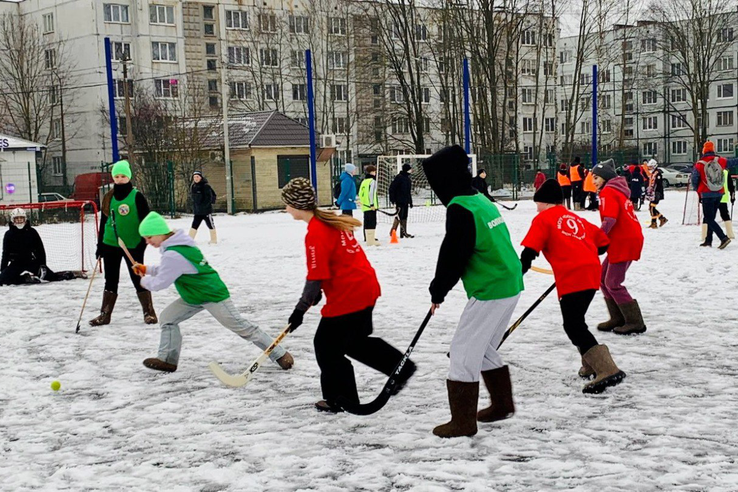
<box><xmin>448</xmin><ymin>194</ymin><xmax>524</xmax><ymax>301</ymax></box>
<box><xmin>722</xmin><ymin>170</ymin><xmax>730</xmax><ymax>204</ymax></box>
<box><xmin>103</xmin><ymin>189</ymin><xmax>142</xmax><ymax>249</ymax></box>
<box><xmin>359</xmin><ymin>177</ymin><xmax>377</xmax><ymax>212</ymax></box>
<box><xmin>167</xmin><ymin>245</ymin><xmax>230</xmax><ymax>305</ymax></box>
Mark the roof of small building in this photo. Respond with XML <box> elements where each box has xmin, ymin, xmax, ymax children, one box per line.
<box><xmin>199</xmin><ymin>111</ymin><xmax>310</xmax><ymax>149</ymax></box>
<box><xmin>0</xmin><ymin>134</ymin><xmax>45</xmax><ymax>151</ymax></box>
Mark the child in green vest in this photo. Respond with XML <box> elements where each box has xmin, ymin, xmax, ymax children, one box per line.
<box><xmin>423</xmin><ymin>145</ymin><xmax>524</xmax><ymax>438</ymax></box>
<box><xmin>133</xmin><ymin>212</ymin><xmax>294</xmax><ymax>373</ymax></box>
<box><xmin>90</xmin><ymin>160</ymin><xmax>157</xmax><ymax>326</ymax></box>
<box><xmin>358</xmin><ymin>165</ymin><xmax>381</xmax><ymax>246</ymax></box>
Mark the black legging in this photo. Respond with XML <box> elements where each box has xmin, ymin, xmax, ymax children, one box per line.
<box><xmin>397</xmin><ymin>204</ymin><xmax>410</xmax><ymax>220</ymax></box>
<box><xmin>313</xmin><ymin>305</ymin><xmax>404</xmax><ymax>406</ymax></box>
<box><xmin>0</xmin><ymin>260</ymin><xmax>74</xmax><ymax>284</ymax></box>
<box><xmin>191</xmin><ymin>214</ymin><xmax>215</xmax><ymax>230</ymax></box>
<box><xmin>101</xmin><ymin>241</ymin><xmax>146</xmax><ymax>293</ymax></box>
<box><xmin>363</xmin><ymin>210</ymin><xmax>377</xmax><ymax>230</ymax></box>
<box><xmin>718</xmin><ymin>202</ymin><xmax>731</xmax><ymax>222</ymax></box>
<box><xmin>559</xmin><ymin>289</ymin><xmax>598</xmax><ymax>355</ymax></box>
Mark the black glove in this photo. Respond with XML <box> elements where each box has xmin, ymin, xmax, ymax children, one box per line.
<box><xmin>409</xmin><ymin>203</ymin><xmax>414</xmax><ymax>208</ymax></box>
<box><xmin>95</xmin><ymin>244</ymin><xmax>102</xmax><ymax>259</ymax></box>
<box><xmin>519</xmin><ymin>247</ymin><xmax>538</xmax><ymax>275</ymax></box>
<box><xmin>288</xmin><ymin>309</ymin><xmax>305</xmax><ymax>332</ymax></box>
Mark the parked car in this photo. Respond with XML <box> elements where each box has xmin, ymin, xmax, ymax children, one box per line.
<box><xmin>666</xmin><ymin>164</ymin><xmax>693</xmax><ymax>174</ymax></box>
<box><xmin>37</xmin><ymin>192</ymin><xmax>71</xmax><ymax>203</ymax></box>
<box><xmin>660</xmin><ymin>167</ymin><xmax>690</xmax><ymax>188</ymax></box>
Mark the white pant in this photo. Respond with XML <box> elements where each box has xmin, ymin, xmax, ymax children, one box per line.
<box><xmin>448</xmin><ymin>294</ymin><xmax>520</xmax><ymax>382</ymax></box>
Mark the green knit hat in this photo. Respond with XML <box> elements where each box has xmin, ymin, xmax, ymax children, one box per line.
<box><xmin>111</xmin><ymin>160</ymin><xmax>132</xmax><ymax>179</ymax></box>
<box><xmin>138</xmin><ymin>212</ymin><xmax>172</xmax><ymax>237</ymax></box>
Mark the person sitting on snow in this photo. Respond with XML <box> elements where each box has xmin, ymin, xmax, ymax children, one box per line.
<box><xmin>0</xmin><ymin>208</ymin><xmax>81</xmax><ymax>285</ymax></box>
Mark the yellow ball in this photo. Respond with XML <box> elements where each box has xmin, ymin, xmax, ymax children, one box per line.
<box><xmin>51</xmin><ymin>381</ymin><xmax>61</xmax><ymax>391</ymax></box>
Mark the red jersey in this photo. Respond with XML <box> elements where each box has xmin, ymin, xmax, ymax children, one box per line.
<box><xmin>598</xmin><ymin>177</ymin><xmax>644</xmax><ymax>263</ymax></box>
<box><xmin>305</xmin><ymin>217</ymin><xmax>380</xmax><ymax>317</ymax></box>
<box><xmin>522</xmin><ymin>206</ymin><xmax>609</xmax><ymax>298</ymax></box>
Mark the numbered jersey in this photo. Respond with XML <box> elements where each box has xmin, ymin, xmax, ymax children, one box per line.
<box><xmin>599</xmin><ymin>180</ymin><xmax>644</xmax><ymax>263</ymax></box>
<box><xmin>522</xmin><ymin>206</ymin><xmax>609</xmax><ymax>297</ymax></box>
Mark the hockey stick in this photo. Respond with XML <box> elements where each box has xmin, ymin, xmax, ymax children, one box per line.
<box><xmin>117</xmin><ymin>237</ymin><xmax>138</xmax><ymax>266</ymax></box>
<box><xmin>337</xmin><ymin>308</ymin><xmax>433</xmax><ymax>416</ymax></box>
<box><xmin>497</xmin><ymin>282</ymin><xmax>556</xmax><ymax>349</ymax></box>
<box><xmin>497</xmin><ymin>202</ymin><xmax>518</xmax><ymax>211</ymax></box>
<box><xmin>75</xmin><ymin>258</ymin><xmax>101</xmax><ymax>333</ymax></box>
<box><xmin>377</xmin><ymin>208</ymin><xmax>399</xmax><ymax>216</ymax></box>
<box><xmin>208</xmin><ymin>323</ymin><xmax>292</xmax><ymax>387</ymax></box>
<box><xmin>530</xmin><ymin>266</ymin><xmax>553</xmax><ymax>275</ymax></box>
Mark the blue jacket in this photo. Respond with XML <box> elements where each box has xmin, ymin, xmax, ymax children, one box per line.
<box><xmin>337</xmin><ymin>172</ymin><xmax>357</xmax><ymax>210</ymax></box>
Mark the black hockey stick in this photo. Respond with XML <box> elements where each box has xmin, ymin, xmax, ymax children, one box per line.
<box><xmin>377</xmin><ymin>208</ymin><xmax>399</xmax><ymax>216</ymax></box>
<box><xmin>497</xmin><ymin>202</ymin><xmax>518</xmax><ymax>211</ymax></box>
<box><xmin>497</xmin><ymin>282</ymin><xmax>556</xmax><ymax>349</ymax></box>
<box><xmin>337</xmin><ymin>309</ymin><xmax>433</xmax><ymax>416</ymax></box>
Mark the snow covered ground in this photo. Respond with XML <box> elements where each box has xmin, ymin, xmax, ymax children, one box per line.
<box><xmin>2</xmin><ymin>190</ymin><xmax>737</xmax><ymax>491</ymax></box>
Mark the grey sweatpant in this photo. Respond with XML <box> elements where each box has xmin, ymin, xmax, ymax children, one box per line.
<box><xmin>448</xmin><ymin>294</ymin><xmax>520</xmax><ymax>382</ymax></box>
<box><xmin>156</xmin><ymin>297</ymin><xmax>287</xmax><ymax>365</ymax></box>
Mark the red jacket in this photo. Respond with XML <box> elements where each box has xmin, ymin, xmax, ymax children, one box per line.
<box><xmin>598</xmin><ymin>177</ymin><xmax>644</xmax><ymax>263</ymax></box>
<box><xmin>534</xmin><ymin>172</ymin><xmax>546</xmax><ymax>190</ymax></box>
<box><xmin>692</xmin><ymin>154</ymin><xmax>727</xmax><ymax>196</ymax></box>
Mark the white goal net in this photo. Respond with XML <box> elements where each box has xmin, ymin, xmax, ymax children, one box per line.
<box><xmin>375</xmin><ymin>154</ymin><xmax>477</xmax><ymax>223</ymax></box>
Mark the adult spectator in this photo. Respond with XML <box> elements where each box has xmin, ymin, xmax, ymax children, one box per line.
<box><xmin>189</xmin><ymin>171</ymin><xmax>217</xmax><ymax>244</ymax></box>
<box><xmin>691</xmin><ymin>141</ymin><xmax>730</xmax><ymax>249</ymax></box>
<box><xmin>570</xmin><ymin>157</ymin><xmax>585</xmax><ymax>210</ymax></box>
<box><xmin>337</xmin><ymin>163</ymin><xmax>358</xmax><ymax>217</ymax></box>
<box><xmin>471</xmin><ymin>169</ymin><xmax>497</xmax><ymax>202</ymax></box>
<box><xmin>389</xmin><ymin>163</ymin><xmax>414</xmax><ymax>238</ymax></box>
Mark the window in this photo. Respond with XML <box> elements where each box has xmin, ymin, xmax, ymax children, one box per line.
<box><xmin>292</xmin><ymin>83</ymin><xmax>306</xmax><ymax>101</ymax></box>
<box><xmin>332</xmin><ymin>84</ymin><xmax>347</xmax><ymax>102</ymax></box>
<box><xmin>104</xmin><ymin>4</ymin><xmax>129</xmax><ymax>23</ymax></box>
<box><xmin>523</xmin><ymin>146</ymin><xmax>534</xmax><ymax>161</ymax></box>
<box><xmin>149</xmin><ymin>5</ymin><xmax>174</xmax><ymax>25</ymax></box>
<box><xmin>44</xmin><ymin>48</ymin><xmax>56</xmax><ymax>69</ymax></box>
<box><xmin>625</xmin><ymin>91</ymin><xmax>634</xmax><ymax>111</ymax></box>
<box><xmin>419</xmin><ymin>57</ymin><xmax>429</xmax><ymax>73</ymax></box>
<box><xmin>641</xmin><ymin>38</ymin><xmax>657</xmax><ymax>52</ymax></box>
<box><xmin>373</xmin><ymin>84</ymin><xmax>382</xmax><ymax>96</ymax></box>
<box><xmin>226</xmin><ymin>10</ymin><xmax>248</xmax><ymax>30</ymax></box>
<box><xmin>624</xmin><ymin>66</ymin><xmax>634</xmax><ymax>80</ymax></box>
<box><xmin>423</xmin><ymin>117</ymin><xmax>430</xmax><ymax>133</ymax></box>
<box><xmin>521</xmin><ymin>30</ymin><xmax>536</xmax><ymax>45</ymax></box>
<box><xmin>718</xmin><ymin>28</ymin><xmax>734</xmax><ymax>43</ymax></box>
<box><xmin>624</xmin><ymin>117</ymin><xmax>633</xmax><ymax>127</ymax></box>
<box><xmin>52</xmin><ymin>156</ymin><xmax>63</xmax><ymax>176</ymax></box>
<box><xmin>642</xmin><ymin>90</ymin><xmax>657</xmax><ymax>105</ymax></box>
<box><xmin>259</xmin><ymin>14</ymin><xmax>277</xmax><ymax>32</ymax></box>
<box><xmin>671</xmin><ymin>62</ymin><xmax>684</xmax><ymax>76</ymax></box>
<box><xmin>154</xmin><ymin>79</ymin><xmax>178</xmax><ymax>98</ymax></box>
<box><xmin>329</xmin><ymin>17</ymin><xmax>346</xmax><ymax>35</ymax></box>
<box><xmin>112</xmin><ymin>41</ymin><xmax>131</xmax><ymax>61</ymax></box>
<box><xmin>717</xmin><ymin>83</ymin><xmax>734</xmax><ymax>99</ymax></box>
<box><xmin>624</xmin><ymin>129</ymin><xmax>634</xmax><ymax>137</ymax></box>
<box><xmin>290</xmin><ymin>50</ymin><xmax>304</xmax><ymax>68</ymax></box>
<box><xmin>230</xmin><ymin>81</ymin><xmax>251</xmax><ymax>100</ymax></box>
<box><xmin>521</xmin><ymin>88</ymin><xmax>534</xmax><ymax>104</ymax></box>
<box><xmin>672</xmin><ymin>141</ymin><xmax>688</xmax><ymax>155</ymax></box>
<box><xmin>717</xmin><ymin>138</ymin><xmax>734</xmax><ymax>153</ymax></box>
<box><xmin>43</xmin><ymin>13</ymin><xmax>54</xmax><ymax>33</ymax></box>
<box><xmin>643</xmin><ymin>142</ymin><xmax>657</xmax><ymax>156</ymax></box>
<box><xmin>49</xmin><ymin>84</ymin><xmax>59</xmax><ymax>104</ymax></box>
<box><xmin>559</xmin><ymin>51</ymin><xmax>571</xmax><ymax>64</ymax></box>
<box><xmin>389</xmin><ymin>86</ymin><xmax>404</xmax><ymax>103</ymax></box>
<box><xmin>599</xmin><ymin>69</ymin><xmax>611</xmax><ymax>83</ymax></box>
<box><xmin>580</xmin><ymin>96</ymin><xmax>590</xmax><ymax>110</ymax></box>
<box><xmin>113</xmin><ymin>79</ymin><xmax>133</xmax><ymax>99</ymax></box>
<box><xmin>671</xmin><ymin>114</ymin><xmax>687</xmax><ymax>129</ymax></box>
<box><xmin>543</xmin><ymin>62</ymin><xmax>553</xmax><ymax>76</ymax></box>
<box><xmin>560</xmin><ymin>75</ymin><xmax>573</xmax><ymax>86</ymax></box>
<box><xmin>601</xmin><ymin>119</ymin><xmax>612</xmax><ymax>133</ymax></box>
<box><xmin>544</xmin><ymin>117</ymin><xmax>556</xmax><ymax>132</ymax></box>
<box><xmin>601</xmin><ymin>94</ymin><xmax>612</xmax><ymax>109</ymax></box>
<box><xmin>117</xmin><ymin>116</ymin><xmax>127</xmax><ymax>136</ymax></box>
<box><xmin>264</xmin><ymin>83</ymin><xmax>280</xmax><ymax>100</ymax></box>
<box><xmin>289</xmin><ymin>15</ymin><xmax>309</xmax><ymax>34</ymax></box>
<box><xmin>205</xmin><ymin>43</ymin><xmax>216</xmax><ymax>56</ymax></box>
<box><xmin>203</xmin><ymin>5</ymin><xmax>214</xmax><ymax>20</ymax></box>
<box><xmin>521</xmin><ymin>59</ymin><xmax>536</xmax><ymax>76</ymax></box>
<box><xmin>560</xmin><ymin>99</ymin><xmax>570</xmax><ymax>111</ymax></box>
<box><xmin>717</xmin><ymin>110</ymin><xmax>734</xmax><ymax>126</ymax></box>
<box><xmin>642</xmin><ymin>116</ymin><xmax>658</xmax><ymax>130</ymax></box>
<box><xmin>204</xmin><ymin>23</ymin><xmax>215</xmax><ymax>36</ymax></box>
<box><xmin>545</xmin><ymin>89</ymin><xmax>554</xmax><ymax>104</ymax></box>
<box><xmin>152</xmin><ymin>42</ymin><xmax>177</xmax><ymax>62</ymax></box>
<box><xmin>332</xmin><ymin>117</ymin><xmax>348</xmax><ymax>134</ymax></box>
<box><xmin>328</xmin><ymin>51</ymin><xmax>347</xmax><ymax>69</ymax></box>
<box><xmin>228</xmin><ymin>46</ymin><xmax>250</xmax><ymax>65</ymax></box>
<box><xmin>718</xmin><ymin>56</ymin><xmax>734</xmax><ymax>71</ymax></box>
<box><xmin>209</xmin><ymin>96</ymin><xmax>219</xmax><ymax>108</ymax></box>
<box><xmin>260</xmin><ymin>48</ymin><xmax>278</xmax><ymax>67</ymax></box>
<box><xmin>277</xmin><ymin>155</ymin><xmax>310</xmax><ymax>188</ymax></box>
<box><xmin>392</xmin><ymin>117</ymin><xmax>409</xmax><ymax>134</ymax></box>
<box><xmin>671</xmin><ymin>88</ymin><xmax>687</xmax><ymax>103</ymax></box>
<box><xmin>580</xmin><ymin>73</ymin><xmax>591</xmax><ymax>85</ymax></box>
<box><xmin>417</xmin><ymin>87</ymin><xmax>430</xmax><ymax>104</ymax></box>
<box><xmin>645</xmin><ymin>64</ymin><xmax>656</xmax><ymax>77</ymax></box>
<box><xmin>207</xmin><ymin>79</ymin><xmax>217</xmax><ymax>92</ymax></box>
<box><xmin>207</xmin><ymin>59</ymin><xmax>217</xmax><ymax>71</ymax></box>
<box><xmin>51</xmin><ymin>119</ymin><xmax>61</xmax><ymax>139</ymax></box>
<box><xmin>580</xmin><ymin>121</ymin><xmax>591</xmax><ymax>134</ymax></box>
<box><xmin>416</xmin><ymin>24</ymin><xmax>428</xmax><ymax>41</ymax></box>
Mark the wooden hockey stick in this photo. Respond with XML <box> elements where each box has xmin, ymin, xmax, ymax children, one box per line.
<box><xmin>75</xmin><ymin>258</ymin><xmax>101</xmax><ymax>333</ymax></box>
<box><xmin>117</xmin><ymin>237</ymin><xmax>138</xmax><ymax>266</ymax></box>
<box><xmin>530</xmin><ymin>266</ymin><xmax>553</xmax><ymax>275</ymax></box>
<box><xmin>208</xmin><ymin>323</ymin><xmax>292</xmax><ymax>388</ymax></box>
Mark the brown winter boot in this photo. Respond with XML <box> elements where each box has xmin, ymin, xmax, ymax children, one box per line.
<box><xmin>143</xmin><ymin>358</ymin><xmax>177</xmax><ymax>372</ymax></box>
<box><xmin>578</xmin><ymin>356</ymin><xmax>595</xmax><ymax>378</ymax></box>
<box><xmin>477</xmin><ymin>366</ymin><xmax>515</xmax><ymax>422</ymax></box>
<box><xmin>390</xmin><ymin>217</ymin><xmax>400</xmax><ymax>237</ymax></box>
<box><xmin>433</xmin><ymin>380</ymin><xmax>479</xmax><ymax>438</ymax></box>
<box><xmin>581</xmin><ymin>345</ymin><xmax>626</xmax><ymax>394</ymax></box>
<box><xmin>648</xmin><ymin>219</ymin><xmax>658</xmax><ymax>229</ymax></box>
<box><xmin>137</xmin><ymin>291</ymin><xmax>158</xmax><ymax>324</ymax></box>
<box><xmin>276</xmin><ymin>352</ymin><xmax>294</xmax><ymax>370</ymax></box>
<box><xmin>88</xmin><ymin>290</ymin><xmax>117</xmax><ymax>326</ymax></box>
<box><xmin>613</xmin><ymin>299</ymin><xmax>647</xmax><ymax>335</ymax></box>
<box><xmin>659</xmin><ymin>216</ymin><xmax>668</xmax><ymax>227</ymax></box>
<box><xmin>597</xmin><ymin>297</ymin><xmax>625</xmax><ymax>332</ymax></box>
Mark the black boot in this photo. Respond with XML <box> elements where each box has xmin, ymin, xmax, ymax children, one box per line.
<box><xmin>433</xmin><ymin>380</ymin><xmax>479</xmax><ymax>438</ymax></box>
<box><xmin>477</xmin><ymin>365</ymin><xmax>515</xmax><ymax>422</ymax></box>
<box><xmin>400</xmin><ymin>220</ymin><xmax>414</xmax><ymax>238</ymax></box>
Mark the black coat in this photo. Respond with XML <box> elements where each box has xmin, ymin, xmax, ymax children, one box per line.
<box><xmin>1</xmin><ymin>222</ymin><xmax>46</xmax><ymax>271</ymax></box>
<box><xmin>389</xmin><ymin>171</ymin><xmax>413</xmax><ymax>206</ymax></box>
<box><xmin>471</xmin><ymin>176</ymin><xmax>495</xmax><ymax>202</ymax></box>
<box><xmin>191</xmin><ymin>178</ymin><xmax>215</xmax><ymax>215</ymax></box>
<box><xmin>629</xmin><ymin>169</ymin><xmax>644</xmax><ymax>201</ymax></box>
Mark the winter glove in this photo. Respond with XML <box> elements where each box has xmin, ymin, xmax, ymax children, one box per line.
<box><xmin>132</xmin><ymin>263</ymin><xmax>146</xmax><ymax>276</ymax></box>
<box><xmin>288</xmin><ymin>309</ymin><xmax>305</xmax><ymax>332</ymax></box>
<box><xmin>409</xmin><ymin>203</ymin><xmax>414</xmax><ymax>208</ymax></box>
<box><xmin>95</xmin><ymin>244</ymin><xmax>102</xmax><ymax>259</ymax></box>
<box><xmin>519</xmin><ymin>247</ymin><xmax>538</xmax><ymax>275</ymax></box>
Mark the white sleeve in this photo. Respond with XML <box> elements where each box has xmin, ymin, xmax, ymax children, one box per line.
<box><xmin>370</xmin><ymin>180</ymin><xmax>377</xmax><ymax>207</ymax></box>
<box><xmin>140</xmin><ymin>250</ymin><xmax>198</xmax><ymax>292</ymax></box>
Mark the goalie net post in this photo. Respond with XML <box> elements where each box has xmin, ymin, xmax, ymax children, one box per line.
<box><xmin>0</xmin><ymin>200</ymin><xmax>100</xmax><ymax>273</ymax></box>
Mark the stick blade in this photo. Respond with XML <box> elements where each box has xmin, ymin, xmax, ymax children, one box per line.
<box><xmin>337</xmin><ymin>390</ymin><xmax>392</xmax><ymax>416</ymax></box>
<box><xmin>208</xmin><ymin>361</ymin><xmax>249</xmax><ymax>387</ymax></box>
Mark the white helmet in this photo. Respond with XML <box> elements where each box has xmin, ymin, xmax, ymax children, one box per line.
<box><xmin>10</xmin><ymin>208</ymin><xmax>26</xmax><ymax>226</ymax></box>
<box><xmin>648</xmin><ymin>159</ymin><xmax>658</xmax><ymax>168</ymax></box>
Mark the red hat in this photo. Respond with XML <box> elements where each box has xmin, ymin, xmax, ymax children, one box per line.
<box><xmin>703</xmin><ymin>141</ymin><xmax>715</xmax><ymax>154</ymax></box>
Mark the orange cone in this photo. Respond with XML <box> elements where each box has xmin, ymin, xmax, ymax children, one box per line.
<box><xmin>390</xmin><ymin>229</ymin><xmax>399</xmax><ymax>244</ymax></box>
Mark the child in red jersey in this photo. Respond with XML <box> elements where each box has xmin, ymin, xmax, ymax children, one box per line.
<box><xmin>520</xmin><ymin>179</ymin><xmax>626</xmax><ymax>394</ymax></box>
<box><xmin>281</xmin><ymin>178</ymin><xmax>415</xmax><ymax>413</ymax></box>
<box><xmin>590</xmin><ymin>159</ymin><xmax>646</xmax><ymax>335</ymax></box>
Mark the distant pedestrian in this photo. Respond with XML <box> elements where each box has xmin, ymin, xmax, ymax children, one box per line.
<box><xmin>189</xmin><ymin>171</ymin><xmax>217</xmax><ymax>244</ymax></box>
<box><xmin>646</xmin><ymin>160</ymin><xmax>668</xmax><ymax>229</ymax></box>
<box><xmin>534</xmin><ymin>170</ymin><xmax>546</xmax><ymax>191</ymax></box>
<box><xmin>471</xmin><ymin>169</ymin><xmax>497</xmax><ymax>202</ymax></box>
<box><xmin>337</xmin><ymin>163</ymin><xmax>358</xmax><ymax>217</ymax></box>
<box><xmin>570</xmin><ymin>157</ymin><xmax>585</xmax><ymax>210</ymax></box>
<box><xmin>389</xmin><ymin>163</ymin><xmax>414</xmax><ymax>238</ymax></box>
<box><xmin>628</xmin><ymin>166</ymin><xmax>644</xmax><ymax>211</ymax></box>
<box><xmin>691</xmin><ymin>141</ymin><xmax>730</xmax><ymax>249</ymax></box>
<box><xmin>557</xmin><ymin>164</ymin><xmax>572</xmax><ymax>209</ymax></box>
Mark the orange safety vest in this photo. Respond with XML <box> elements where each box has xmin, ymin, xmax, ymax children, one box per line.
<box><xmin>570</xmin><ymin>164</ymin><xmax>583</xmax><ymax>182</ymax></box>
<box><xmin>557</xmin><ymin>170</ymin><xmax>571</xmax><ymax>187</ymax></box>
<box><xmin>641</xmin><ymin>164</ymin><xmax>651</xmax><ymax>180</ymax></box>
<box><xmin>583</xmin><ymin>171</ymin><xmax>597</xmax><ymax>193</ymax></box>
